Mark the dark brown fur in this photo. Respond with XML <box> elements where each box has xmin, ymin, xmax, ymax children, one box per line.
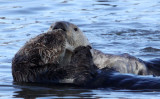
<box><xmin>64</xmin><ymin>46</ymin><xmax>97</xmax><ymax>86</ymax></box>
<box><xmin>12</xmin><ymin>29</ymin><xmax>66</xmax><ymax>82</ymax></box>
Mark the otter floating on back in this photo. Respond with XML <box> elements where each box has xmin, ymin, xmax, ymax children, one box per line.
<box><xmin>12</xmin><ymin>21</ymin><xmax>160</xmax><ymax>89</ymax></box>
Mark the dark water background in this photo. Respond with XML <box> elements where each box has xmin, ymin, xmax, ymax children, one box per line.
<box><xmin>0</xmin><ymin>0</ymin><xmax>160</xmax><ymax>98</ymax></box>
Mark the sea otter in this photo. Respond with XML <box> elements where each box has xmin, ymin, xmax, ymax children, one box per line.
<box><xmin>12</xmin><ymin>21</ymin><xmax>160</xmax><ymax>89</ymax></box>
<box><xmin>12</xmin><ymin>21</ymin><xmax>90</xmax><ymax>82</ymax></box>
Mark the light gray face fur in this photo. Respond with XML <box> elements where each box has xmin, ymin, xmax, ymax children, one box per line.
<box><xmin>48</xmin><ymin>21</ymin><xmax>90</xmax><ymax>52</ymax></box>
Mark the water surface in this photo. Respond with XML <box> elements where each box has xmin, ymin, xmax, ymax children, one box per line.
<box><xmin>0</xmin><ymin>0</ymin><xmax>160</xmax><ymax>98</ymax></box>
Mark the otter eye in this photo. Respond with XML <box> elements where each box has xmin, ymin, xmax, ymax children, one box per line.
<box><xmin>74</xmin><ymin>28</ymin><xmax>78</xmax><ymax>31</ymax></box>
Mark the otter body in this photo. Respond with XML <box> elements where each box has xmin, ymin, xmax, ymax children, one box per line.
<box><xmin>91</xmin><ymin>49</ymin><xmax>160</xmax><ymax>76</ymax></box>
<box><xmin>91</xmin><ymin>49</ymin><xmax>148</xmax><ymax>75</ymax></box>
<box><xmin>12</xmin><ymin>45</ymin><xmax>160</xmax><ymax>90</ymax></box>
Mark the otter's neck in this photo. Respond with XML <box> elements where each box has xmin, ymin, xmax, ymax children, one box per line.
<box><xmin>60</xmin><ymin>49</ymin><xmax>72</xmax><ymax>66</ymax></box>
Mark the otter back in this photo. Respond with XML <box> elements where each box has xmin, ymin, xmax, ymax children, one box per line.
<box><xmin>12</xmin><ymin>29</ymin><xmax>66</xmax><ymax>82</ymax></box>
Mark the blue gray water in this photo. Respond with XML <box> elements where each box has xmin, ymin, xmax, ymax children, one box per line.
<box><xmin>0</xmin><ymin>0</ymin><xmax>160</xmax><ymax>98</ymax></box>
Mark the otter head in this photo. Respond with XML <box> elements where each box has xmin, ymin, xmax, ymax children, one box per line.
<box><xmin>48</xmin><ymin>21</ymin><xmax>91</xmax><ymax>52</ymax></box>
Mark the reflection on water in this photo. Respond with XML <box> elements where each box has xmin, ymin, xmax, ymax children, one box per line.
<box><xmin>0</xmin><ymin>0</ymin><xmax>160</xmax><ymax>98</ymax></box>
<box><xmin>11</xmin><ymin>83</ymin><xmax>160</xmax><ymax>99</ymax></box>
<box><xmin>13</xmin><ymin>83</ymin><xmax>93</xmax><ymax>99</ymax></box>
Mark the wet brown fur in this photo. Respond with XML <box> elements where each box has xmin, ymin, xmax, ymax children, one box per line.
<box><xmin>12</xmin><ymin>29</ymin><xmax>66</xmax><ymax>82</ymax></box>
<box><xmin>64</xmin><ymin>46</ymin><xmax>97</xmax><ymax>86</ymax></box>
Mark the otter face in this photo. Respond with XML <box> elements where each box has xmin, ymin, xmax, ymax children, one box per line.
<box><xmin>48</xmin><ymin>21</ymin><xmax>91</xmax><ymax>52</ymax></box>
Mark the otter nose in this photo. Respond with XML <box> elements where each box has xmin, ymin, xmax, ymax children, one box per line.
<box><xmin>53</xmin><ymin>22</ymin><xmax>66</xmax><ymax>31</ymax></box>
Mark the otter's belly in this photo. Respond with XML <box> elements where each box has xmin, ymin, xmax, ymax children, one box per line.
<box><xmin>91</xmin><ymin>49</ymin><xmax>149</xmax><ymax>75</ymax></box>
